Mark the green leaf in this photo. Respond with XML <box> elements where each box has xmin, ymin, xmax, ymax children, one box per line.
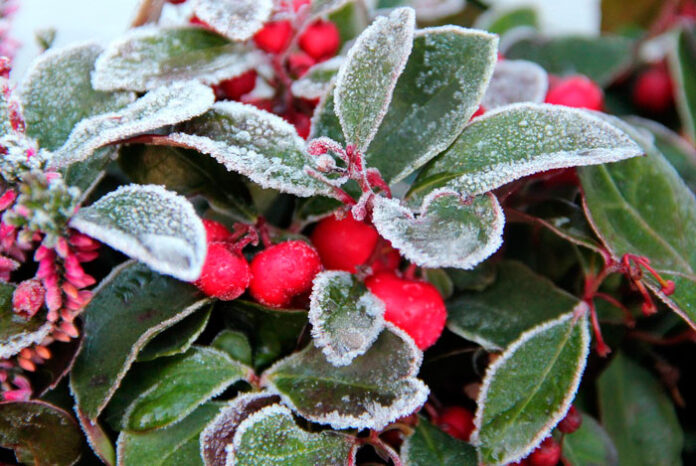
<box><xmin>372</xmin><ymin>191</ymin><xmax>504</xmax><ymax>270</ymax></box>
<box><xmin>117</xmin><ymin>403</ymin><xmax>221</xmax><ymax>466</ymax></box>
<box><xmin>597</xmin><ymin>353</ymin><xmax>683</xmax><ymax>466</ymax></box>
<box><xmin>93</xmin><ymin>26</ymin><xmax>263</xmax><ymax>92</ymax></box>
<box><xmin>309</xmin><ymin>89</ymin><xmax>345</xmax><ymax>144</ymax></box>
<box><xmin>70</xmin><ymin>262</ymin><xmax>209</xmax><ymax>419</ymax></box>
<box><xmin>472</xmin><ymin>312</ymin><xmax>591</xmax><ymax>465</ymax></box>
<box><xmin>447</xmin><ymin>261</ymin><xmax>580</xmax><ymax>351</ymax></box>
<box><xmin>1</xmin><ymin>78</ymin><xmax>14</xmax><ymax>135</ymax></box>
<box><xmin>410</xmin><ymin>103</ymin><xmax>642</xmax><ymax>199</ymax></box>
<box><xmin>62</xmin><ymin>147</ymin><xmax>118</xmax><ymax>197</ymax></box>
<box><xmin>308</xmin><ymin>271</ymin><xmax>385</xmax><ymax>366</ymax></box>
<box><xmin>138</xmin><ymin>307</ymin><xmax>211</xmax><ymax>361</ymax></box>
<box><xmin>166</xmin><ymin>101</ymin><xmax>333</xmax><ymax>197</ymax></box>
<box><xmin>212</xmin><ymin>329</ymin><xmax>254</xmax><ymax>366</ymax></box>
<box><xmin>504</xmin><ymin>34</ymin><xmax>634</xmax><ymax>86</ymax></box>
<box><xmin>364</xmin><ymin>27</ymin><xmax>498</xmax><ymax>183</ymax></box>
<box><xmin>423</xmin><ymin>268</ymin><xmax>454</xmax><ymax>300</ymax></box>
<box><xmin>562</xmin><ymin>413</ymin><xmax>618</xmax><ymax>466</ymax></box>
<box><xmin>121</xmin><ymin>347</ymin><xmax>251</xmax><ymax>431</ymax></box>
<box><xmin>668</xmin><ymin>25</ymin><xmax>696</xmax><ymax>142</ymax></box>
<box><xmin>474</xmin><ymin>6</ymin><xmax>539</xmax><ymax>35</ymax></box>
<box><xmin>18</xmin><ymin>42</ymin><xmax>134</xmax><ymax>151</ymax></box>
<box><xmin>0</xmin><ymin>282</ymin><xmax>52</xmax><ymax>360</ymax></box>
<box><xmin>70</xmin><ymin>184</ymin><xmax>206</xmax><ymax>281</ymax></box>
<box><xmin>49</xmin><ymin>81</ymin><xmax>215</xmax><ymax>167</ymax></box>
<box><xmin>76</xmin><ymin>407</ymin><xmax>116</xmax><ymax>466</ymax></box>
<box><xmin>446</xmin><ymin>260</ymin><xmax>497</xmax><ymax>292</ymax></box>
<box><xmin>227</xmin><ymin>404</ymin><xmax>355</xmax><ymax>466</ymax></box>
<box><xmin>291</xmin><ymin>56</ymin><xmax>343</xmax><ymax>100</ymax></box>
<box><xmin>578</xmin><ymin>118</ymin><xmax>696</xmax><ymax>328</ymax></box>
<box><xmin>402</xmin><ymin>417</ymin><xmax>477</xmax><ymax>466</ymax></box>
<box><xmin>262</xmin><ymin>326</ymin><xmax>428</xmax><ymax>430</ymax></box>
<box><xmin>191</xmin><ymin>0</ymin><xmax>272</xmax><ymax>41</ymax></box>
<box><xmin>480</xmin><ymin>59</ymin><xmax>548</xmax><ymax>109</ymax></box>
<box><xmin>0</xmin><ymin>401</ymin><xmax>83</xmax><ymax>466</ymax></box>
<box><xmin>334</xmin><ymin>7</ymin><xmax>415</xmax><ymax>151</ymax></box>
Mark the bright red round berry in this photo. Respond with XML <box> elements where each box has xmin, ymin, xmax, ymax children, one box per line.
<box><xmin>254</xmin><ymin>20</ymin><xmax>293</xmax><ymax>54</ymax></box>
<box><xmin>202</xmin><ymin>219</ymin><xmax>232</xmax><ymax>243</ymax></box>
<box><xmin>557</xmin><ymin>405</ymin><xmax>582</xmax><ymax>434</ymax></box>
<box><xmin>438</xmin><ymin>406</ymin><xmax>475</xmax><ymax>441</ymax></box>
<box><xmin>249</xmin><ymin>240</ymin><xmax>322</xmax><ymax>308</ymax></box>
<box><xmin>365</xmin><ymin>272</ymin><xmax>447</xmax><ymax>349</ymax></box>
<box><xmin>288</xmin><ymin>52</ymin><xmax>317</xmax><ymax>77</ymax></box>
<box><xmin>285</xmin><ymin>112</ymin><xmax>312</xmax><ymax>139</ymax></box>
<box><xmin>528</xmin><ymin>437</ymin><xmax>562</xmax><ymax>466</ymax></box>
<box><xmin>168</xmin><ymin>0</ymin><xmax>187</xmax><ymax>4</ymax></box>
<box><xmin>218</xmin><ymin>70</ymin><xmax>257</xmax><ymax>101</ymax></box>
<box><xmin>311</xmin><ymin>213</ymin><xmax>379</xmax><ymax>273</ymax></box>
<box><xmin>369</xmin><ymin>241</ymin><xmax>401</xmax><ymax>274</ymax></box>
<box><xmin>632</xmin><ymin>65</ymin><xmax>673</xmax><ymax>114</ymax></box>
<box><xmin>545</xmin><ymin>76</ymin><xmax>603</xmax><ymax>111</ymax></box>
<box><xmin>298</xmin><ymin>20</ymin><xmax>340</xmax><ymax>60</ymax></box>
<box><xmin>195</xmin><ymin>243</ymin><xmax>251</xmax><ymax>301</ymax></box>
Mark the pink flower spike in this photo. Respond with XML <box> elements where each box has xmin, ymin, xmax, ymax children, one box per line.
<box><xmin>69</xmin><ymin>232</ymin><xmax>100</xmax><ymax>250</ymax></box>
<box><xmin>3</xmin><ymin>388</ymin><xmax>31</xmax><ymax>401</ymax></box>
<box><xmin>67</xmin><ymin>271</ymin><xmax>96</xmax><ymax>289</ymax></box>
<box><xmin>12</xmin><ymin>279</ymin><xmax>45</xmax><ymax>319</ymax></box>
<box><xmin>36</xmin><ymin>258</ymin><xmax>56</xmax><ymax>279</ymax></box>
<box><xmin>0</xmin><ymin>189</ymin><xmax>17</xmax><ymax>210</ymax></box>
<box><xmin>12</xmin><ymin>375</ymin><xmax>31</xmax><ymax>390</ymax></box>
<box><xmin>14</xmin><ymin>204</ymin><xmax>30</xmax><ymax>218</ymax></box>
<box><xmin>45</xmin><ymin>285</ymin><xmax>62</xmax><ymax>312</ymax></box>
<box><xmin>47</xmin><ymin>309</ymin><xmax>59</xmax><ymax>322</ymax></box>
<box><xmin>60</xmin><ymin>321</ymin><xmax>79</xmax><ymax>338</ymax></box>
<box><xmin>34</xmin><ymin>245</ymin><xmax>54</xmax><ymax>262</ymax></box>
<box><xmin>74</xmin><ymin>250</ymin><xmax>99</xmax><ymax>263</ymax></box>
<box><xmin>44</xmin><ymin>172</ymin><xmax>61</xmax><ymax>182</ymax></box>
<box><xmin>55</xmin><ymin>237</ymin><xmax>69</xmax><ymax>258</ymax></box>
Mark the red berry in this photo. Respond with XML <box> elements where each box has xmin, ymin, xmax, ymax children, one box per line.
<box><xmin>286</xmin><ymin>112</ymin><xmax>312</xmax><ymax>139</ymax></box>
<box><xmin>202</xmin><ymin>219</ymin><xmax>232</xmax><ymax>243</ymax></box>
<box><xmin>369</xmin><ymin>241</ymin><xmax>401</xmax><ymax>274</ymax></box>
<box><xmin>632</xmin><ymin>65</ymin><xmax>673</xmax><ymax>114</ymax></box>
<box><xmin>438</xmin><ymin>406</ymin><xmax>475</xmax><ymax>441</ymax></box>
<box><xmin>195</xmin><ymin>243</ymin><xmax>251</xmax><ymax>301</ymax></box>
<box><xmin>218</xmin><ymin>70</ymin><xmax>257</xmax><ymax>101</ymax></box>
<box><xmin>311</xmin><ymin>213</ymin><xmax>379</xmax><ymax>273</ymax></box>
<box><xmin>298</xmin><ymin>20</ymin><xmax>340</xmax><ymax>60</ymax></box>
<box><xmin>289</xmin><ymin>52</ymin><xmax>317</xmax><ymax>77</ymax></box>
<box><xmin>168</xmin><ymin>0</ymin><xmax>187</xmax><ymax>4</ymax></box>
<box><xmin>557</xmin><ymin>405</ymin><xmax>582</xmax><ymax>434</ymax></box>
<box><xmin>254</xmin><ymin>20</ymin><xmax>293</xmax><ymax>54</ymax></box>
<box><xmin>470</xmin><ymin>105</ymin><xmax>486</xmax><ymax>121</ymax></box>
<box><xmin>528</xmin><ymin>437</ymin><xmax>562</xmax><ymax>466</ymax></box>
<box><xmin>365</xmin><ymin>272</ymin><xmax>447</xmax><ymax>349</ymax></box>
<box><xmin>545</xmin><ymin>76</ymin><xmax>603</xmax><ymax>111</ymax></box>
<box><xmin>249</xmin><ymin>240</ymin><xmax>322</xmax><ymax>308</ymax></box>
<box><xmin>241</xmin><ymin>97</ymin><xmax>275</xmax><ymax>113</ymax></box>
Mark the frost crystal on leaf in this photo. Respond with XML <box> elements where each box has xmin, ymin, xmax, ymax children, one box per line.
<box><xmin>308</xmin><ymin>271</ymin><xmax>386</xmax><ymax>367</ymax></box>
<box><xmin>0</xmin><ymin>321</ymin><xmax>52</xmax><ymax>360</ymax></box>
<box><xmin>481</xmin><ymin>59</ymin><xmax>548</xmax><ymax>110</ymax></box>
<box><xmin>334</xmin><ymin>7</ymin><xmax>415</xmax><ymax>152</ymax></box>
<box><xmin>92</xmin><ymin>26</ymin><xmax>265</xmax><ymax>92</ymax></box>
<box><xmin>291</xmin><ymin>57</ymin><xmax>343</xmax><ymax>100</ymax></box>
<box><xmin>372</xmin><ymin>190</ymin><xmax>504</xmax><ymax>270</ymax></box>
<box><xmin>69</xmin><ymin>184</ymin><xmax>207</xmax><ymax>281</ymax></box>
<box><xmin>192</xmin><ymin>0</ymin><xmax>272</xmax><ymax>42</ymax></box>
<box><xmin>49</xmin><ymin>81</ymin><xmax>214</xmax><ymax>168</ymax></box>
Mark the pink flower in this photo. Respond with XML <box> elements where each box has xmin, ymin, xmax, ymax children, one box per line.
<box><xmin>12</xmin><ymin>279</ymin><xmax>45</xmax><ymax>319</ymax></box>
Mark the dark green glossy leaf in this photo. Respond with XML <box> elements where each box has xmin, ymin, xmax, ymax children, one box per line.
<box><xmin>563</xmin><ymin>413</ymin><xmax>618</xmax><ymax>466</ymax></box>
<box><xmin>669</xmin><ymin>24</ymin><xmax>696</xmax><ymax>142</ymax></box>
<box><xmin>423</xmin><ymin>268</ymin><xmax>454</xmax><ymax>300</ymax></box>
<box><xmin>0</xmin><ymin>282</ymin><xmax>51</xmax><ymax>360</ymax></box>
<box><xmin>212</xmin><ymin>329</ymin><xmax>253</xmax><ymax>366</ymax></box>
<box><xmin>138</xmin><ymin>307</ymin><xmax>211</xmax><ymax>362</ymax></box>
<box><xmin>76</xmin><ymin>407</ymin><xmax>116</xmax><ymax>466</ymax></box>
<box><xmin>402</xmin><ymin>417</ymin><xmax>477</xmax><ymax>466</ymax></box>
<box><xmin>446</xmin><ymin>260</ymin><xmax>497</xmax><ymax>292</ymax></box>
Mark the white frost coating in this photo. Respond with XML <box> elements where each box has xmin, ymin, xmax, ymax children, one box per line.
<box><xmin>92</xmin><ymin>26</ymin><xmax>265</xmax><ymax>92</ymax></box>
<box><xmin>471</xmin><ymin>306</ymin><xmax>591</xmax><ymax>465</ymax></box>
<box><xmin>192</xmin><ymin>0</ymin><xmax>272</xmax><ymax>41</ymax></box>
<box><xmin>372</xmin><ymin>190</ymin><xmax>505</xmax><ymax>270</ymax></box>
<box><xmin>481</xmin><ymin>60</ymin><xmax>548</xmax><ymax>109</ymax></box>
<box><xmin>168</xmin><ymin>101</ymin><xmax>333</xmax><ymax>198</ymax></box>
<box><xmin>334</xmin><ymin>7</ymin><xmax>415</xmax><ymax>151</ymax></box>
<box><xmin>226</xmin><ymin>404</ymin><xmax>293</xmax><ymax>466</ymax></box>
<box><xmin>70</xmin><ymin>184</ymin><xmax>207</xmax><ymax>281</ymax></box>
<box><xmin>0</xmin><ymin>321</ymin><xmax>52</xmax><ymax>359</ymax></box>
<box><xmin>291</xmin><ymin>57</ymin><xmax>344</xmax><ymax>100</ymax></box>
<box><xmin>412</xmin><ymin>0</ymin><xmax>467</xmax><ymax>21</ymax></box>
<box><xmin>50</xmin><ymin>81</ymin><xmax>214</xmax><ymax>167</ymax></box>
<box><xmin>308</xmin><ymin>271</ymin><xmax>386</xmax><ymax>367</ymax></box>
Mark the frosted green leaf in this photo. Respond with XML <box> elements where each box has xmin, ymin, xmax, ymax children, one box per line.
<box><xmin>93</xmin><ymin>26</ymin><xmax>264</xmax><ymax>92</ymax></box>
<box><xmin>70</xmin><ymin>184</ymin><xmax>206</xmax><ymax>281</ymax></box>
<box><xmin>212</xmin><ymin>330</ymin><xmax>253</xmax><ymax>366</ymax></box>
<box><xmin>364</xmin><ymin>27</ymin><xmax>498</xmax><ymax>183</ymax></box>
<box><xmin>262</xmin><ymin>326</ymin><xmax>428</xmax><ymax>430</ymax></box>
<box><xmin>18</xmin><ymin>42</ymin><xmax>135</xmax><ymax>151</ymax></box>
<box><xmin>668</xmin><ymin>25</ymin><xmax>696</xmax><ymax>142</ymax></box>
<box><xmin>192</xmin><ymin>0</ymin><xmax>272</xmax><ymax>41</ymax></box>
<box><xmin>50</xmin><ymin>81</ymin><xmax>214</xmax><ymax>168</ymax></box>
<box><xmin>309</xmin><ymin>87</ymin><xmax>345</xmax><ymax>144</ymax></box>
<box><xmin>472</xmin><ymin>311</ymin><xmax>591</xmax><ymax>465</ymax></box>
<box><xmin>372</xmin><ymin>190</ymin><xmax>504</xmax><ymax>270</ymax></box>
<box><xmin>308</xmin><ymin>0</ymin><xmax>352</xmax><ymax>17</ymax></box>
<box><xmin>401</xmin><ymin>417</ymin><xmax>477</xmax><ymax>466</ymax></box>
<box><xmin>167</xmin><ymin>101</ymin><xmax>333</xmax><ymax>197</ymax></box>
<box><xmin>138</xmin><ymin>307</ymin><xmax>212</xmax><ymax>361</ymax></box>
<box><xmin>474</xmin><ymin>6</ymin><xmax>539</xmax><ymax>35</ymax></box>
<box><xmin>228</xmin><ymin>404</ymin><xmax>354</xmax><ymax>466</ymax></box>
<box><xmin>481</xmin><ymin>60</ymin><xmax>548</xmax><ymax>109</ymax></box>
<box><xmin>1</xmin><ymin>78</ymin><xmax>13</xmax><ymax>135</ymax></box>
<box><xmin>0</xmin><ymin>283</ymin><xmax>52</xmax><ymax>359</ymax></box>
<box><xmin>76</xmin><ymin>408</ymin><xmax>115</xmax><ymax>466</ymax></box>
<box><xmin>562</xmin><ymin>413</ymin><xmax>618</xmax><ymax>466</ymax></box>
<box><xmin>410</xmin><ymin>103</ymin><xmax>643</xmax><ymax>199</ymax></box>
<box><xmin>334</xmin><ymin>7</ymin><xmax>415</xmax><ymax>151</ymax></box>
<box><xmin>291</xmin><ymin>57</ymin><xmax>343</xmax><ymax>100</ymax></box>
<box><xmin>308</xmin><ymin>271</ymin><xmax>385</xmax><ymax>366</ymax></box>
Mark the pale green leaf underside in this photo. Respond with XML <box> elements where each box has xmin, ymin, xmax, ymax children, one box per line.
<box><xmin>480</xmin><ymin>59</ymin><xmax>548</xmax><ymax>110</ymax></box>
<box><xmin>291</xmin><ymin>56</ymin><xmax>343</xmax><ymax>100</ymax></box>
<box><xmin>0</xmin><ymin>282</ymin><xmax>52</xmax><ymax>359</ymax></box>
<box><xmin>402</xmin><ymin>417</ymin><xmax>477</xmax><ymax>466</ymax></box>
<box><xmin>472</xmin><ymin>312</ymin><xmax>590</xmax><ymax>465</ymax></box>
<box><xmin>192</xmin><ymin>0</ymin><xmax>272</xmax><ymax>41</ymax></box>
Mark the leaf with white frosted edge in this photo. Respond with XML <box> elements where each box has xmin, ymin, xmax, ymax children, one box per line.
<box><xmin>50</xmin><ymin>81</ymin><xmax>214</xmax><ymax>168</ymax></box>
<box><xmin>192</xmin><ymin>0</ymin><xmax>272</xmax><ymax>41</ymax></box>
<box><xmin>364</xmin><ymin>27</ymin><xmax>498</xmax><ymax>183</ymax></box>
<box><xmin>334</xmin><ymin>7</ymin><xmax>415</xmax><ymax>151</ymax></box>
<box><xmin>481</xmin><ymin>60</ymin><xmax>548</xmax><ymax>110</ymax></box>
<box><xmin>309</xmin><ymin>87</ymin><xmax>345</xmax><ymax>144</ymax></box>
<box><xmin>166</xmin><ymin>101</ymin><xmax>334</xmax><ymax>197</ymax></box>
<box><xmin>411</xmin><ymin>0</ymin><xmax>467</xmax><ymax>22</ymax></box>
<box><xmin>1</xmin><ymin>78</ymin><xmax>13</xmax><ymax>135</ymax></box>
<box><xmin>410</xmin><ymin>103</ymin><xmax>643</xmax><ymax>199</ymax></box>
<box><xmin>309</xmin><ymin>271</ymin><xmax>385</xmax><ymax>367</ymax></box>
<box><xmin>227</xmin><ymin>404</ymin><xmax>355</xmax><ymax>466</ymax></box>
<box><xmin>291</xmin><ymin>57</ymin><xmax>343</xmax><ymax>100</ymax></box>
<box><xmin>308</xmin><ymin>0</ymin><xmax>351</xmax><ymax>17</ymax></box>
<box><xmin>18</xmin><ymin>42</ymin><xmax>135</xmax><ymax>151</ymax></box>
<box><xmin>372</xmin><ymin>190</ymin><xmax>504</xmax><ymax>270</ymax></box>
<box><xmin>70</xmin><ymin>184</ymin><xmax>206</xmax><ymax>281</ymax></box>
<box><xmin>401</xmin><ymin>417</ymin><xmax>477</xmax><ymax>466</ymax></box>
<box><xmin>93</xmin><ymin>26</ymin><xmax>264</xmax><ymax>92</ymax></box>
<box><xmin>471</xmin><ymin>310</ymin><xmax>591</xmax><ymax>465</ymax></box>
<box><xmin>76</xmin><ymin>408</ymin><xmax>116</xmax><ymax>466</ymax></box>
<box><xmin>200</xmin><ymin>393</ymin><xmax>280</xmax><ymax>465</ymax></box>
<box><xmin>0</xmin><ymin>282</ymin><xmax>52</xmax><ymax>359</ymax></box>
<box><xmin>138</xmin><ymin>307</ymin><xmax>212</xmax><ymax>362</ymax></box>
<box><xmin>261</xmin><ymin>326</ymin><xmax>428</xmax><ymax>430</ymax></box>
